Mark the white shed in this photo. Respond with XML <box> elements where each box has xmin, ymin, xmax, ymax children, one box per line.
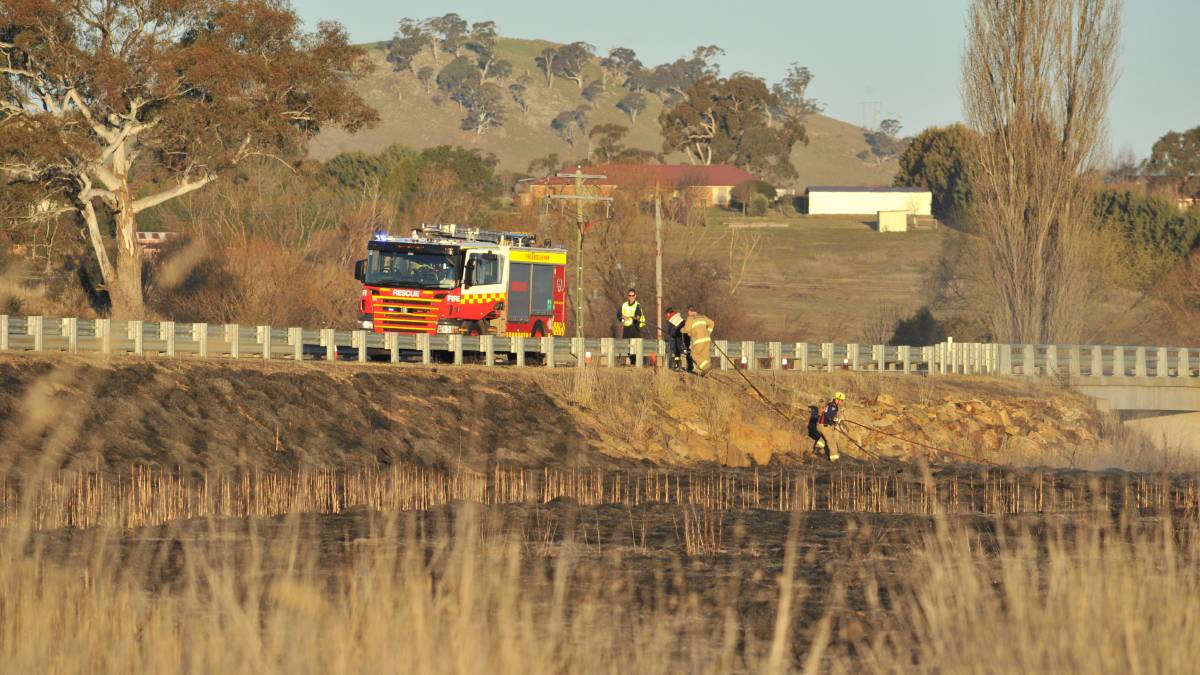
<box><xmin>876</xmin><ymin>210</ymin><xmax>908</xmax><ymax>233</ymax></box>
<box><xmin>806</xmin><ymin>186</ymin><xmax>932</xmax><ymax>216</ymax></box>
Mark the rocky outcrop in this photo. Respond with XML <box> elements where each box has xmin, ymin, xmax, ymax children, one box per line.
<box><xmin>839</xmin><ymin>393</ymin><xmax>1103</xmax><ymax>465</ymax></box>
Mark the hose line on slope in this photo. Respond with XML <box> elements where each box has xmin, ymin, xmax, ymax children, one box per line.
<box><xmin>841</xmin><ymin>418</ymin><xmax>1026</xmax><ymax>473</ymax></box>
<box><xmin>642</xmin><ymin>324</ymin><xmax>1024</xmax><ymax>472</ymax></box>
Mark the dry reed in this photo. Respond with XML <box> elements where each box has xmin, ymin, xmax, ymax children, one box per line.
<box><xmin>4</xmin><ymin>463</ymin><xmax>1197</xmax><ymax>532</ymax></box>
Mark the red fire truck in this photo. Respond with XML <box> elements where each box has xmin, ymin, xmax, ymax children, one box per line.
<box><xmin>354</xmin><ymin>224</ymin><xmax>568</xmax><ymax>337</ymax></box>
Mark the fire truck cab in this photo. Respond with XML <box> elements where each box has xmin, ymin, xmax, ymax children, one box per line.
<box><xmin>354</xmin><ymin>224</ymin><xmax>567</xmax><ymax>338</ymax></box>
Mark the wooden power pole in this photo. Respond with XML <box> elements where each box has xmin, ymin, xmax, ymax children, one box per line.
<box><xmin>654</xmin><ymin>193</ymin><xmax>664</xmax><ymax>346</ymax></box>
<box><xmin>549</xmin><ymin>166</ymin><xmax>611</xmax><ymax>338</ymax></box>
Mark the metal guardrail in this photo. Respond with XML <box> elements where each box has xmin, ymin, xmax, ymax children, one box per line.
<box><xmin>0</xmin><ymin>314</ymin><xmax>1196</xmax><ymax>379</ymax></box>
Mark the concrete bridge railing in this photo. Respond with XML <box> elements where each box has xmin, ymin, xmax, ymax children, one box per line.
<box><xmin>1</xmin><ymin>315</ymin><xmax>1196</xmax><ymax>383</ymax></box>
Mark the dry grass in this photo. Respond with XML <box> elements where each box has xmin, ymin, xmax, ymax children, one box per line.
<box><xmin>668</xmin><ymin>216</ymin><xmax>944</xmax><ymax>342</ymax></box>
<box><xmin>841</xmin><ymin>513</ymin><xmax>1200</xmax><ymax>673</ymax></box>
<box><xmin>0</xmin><ymin>511</ymin><xmax>771</xmax><ymax>674</ymax></box>
<box><xmin>2</xmin><ymin>498</ymin><xmax>1198</xmax><ymax>673</ymax></box>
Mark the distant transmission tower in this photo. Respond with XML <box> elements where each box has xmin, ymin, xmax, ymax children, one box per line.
<box><xmin>857</xmin><ymin>100</ymin><xmax>881</xmax><ymax>130</ymax></box>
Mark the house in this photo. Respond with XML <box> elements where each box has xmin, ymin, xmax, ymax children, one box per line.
<box><xmin>518</xmin><ymin>164</ymin><xmax>761</xmax><ymax>209</ymax></box>
<box><xmin>805</xmin><ymin>186</ymin><xmax>932</xmax><ymax>216</ymax></box>
<box><xmin>136</xmin><ymin>231</ymin><xmax>177</xmax><ymax>258</ymax></box>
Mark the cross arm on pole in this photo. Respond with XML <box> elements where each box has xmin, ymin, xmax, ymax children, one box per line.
<box><xmin>547</xmin><ymin>195</ymin><xmax>614</xmax><ymax>202</ymax></box>
<box><xmin>554</xmin><ymin>173</ymin><xmax>608</xmax><ymax>180</ymax></box>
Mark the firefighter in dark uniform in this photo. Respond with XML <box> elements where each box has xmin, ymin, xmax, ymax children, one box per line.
<box><xmin>807</xmin><ymin>392</ymin><xmax>845</xmax><ymax>461</ymax></box>
<box><xmin>619</xmin><ymin>288</ymin><xmax>645</xmax><ymax>365</ymax></box>
<box><xmin>665</xmin><ymin>307</ymin><xmax>693</xmax><ymax>372</ymax></box>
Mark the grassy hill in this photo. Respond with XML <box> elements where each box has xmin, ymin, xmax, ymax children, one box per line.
<box><xmin>310</xmin><ymin>38</ymin><xmax>897</xmax><ymax>189</ymax></box>
<box><xmin>667</xmin><ymin>214</ymin><xmax>945</xmax><ymax>342</ymax></box>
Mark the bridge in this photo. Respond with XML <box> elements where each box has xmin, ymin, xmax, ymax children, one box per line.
<box><xmin>1069</xmin><ymin>376</ymin><xmax>1200</xmax><ymax>457</ymax></box>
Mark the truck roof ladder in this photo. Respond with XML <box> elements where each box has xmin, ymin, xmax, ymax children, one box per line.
<box><xmin>415</xmin><ymin>223</ymin><xmax>537</xmax><ymax>248</ymax></box>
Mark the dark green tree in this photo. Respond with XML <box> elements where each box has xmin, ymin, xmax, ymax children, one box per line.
<box><xmin>1094</xmin><ymin>190</ymin><xmax>1200</xmax><ymax>260</ymax></box>
<box><xmin>527</xmin><ymin>154</ymin><xmax>562</xmax><ymax>177</ymax></box>
<box><xmin>731</xmin><ymin>180</ymin><xmax>777</xmax><ymax>213</ymax></box>
<box><xmin>864</xmin><ymin>119</ymin><xmax>904</xmax><ymax>164</ymax></box>
<box><xmin>554</xmin><ymin>42</ymin><xmax>596</xmax><ymax>90</ymax></box>
<box><xmin>436</xmin><ymin>56</ymin><xmax>481</xmax><ymax>104</ymax></box>
<box><xmin>581</xmin><ymin>80</ymin><xmax>604</xmax><ymax>106</ymax></box>
<box><xmin>737</xmin><ymin>123</ymin><xmax>806</xmax><ymax>181</ymax></box>
<box><xmin>417</xmin><ymin>66</ymin><xmax>436</xmax><ymax>92</ymax></box>
<box><xmin>459</xmin><ymin>83</ymin><xmax>506</xmax><ymax>135</ymax></box>
<box><xmin>323</xmin><ymin>145</ymin><xmax>422</xmax><ymax>194</ymax></box>
<box><xmin>589</xmin><ymin>124</ymin><xmax>629</xmax><ymax>162</ymax></box>
<box><xmin>599</xmin><ymin>47</ymin><xmax>642</xmax><ymax>87</ymax></box>
<box><xmin>387</xmin><ymin>18</ymin><xmax>426</xmax><ymax>74</ymax></box>
<box><xmin>1147</xmin><ymin>127</ymin><xmax>1200</xmax><ymax>197</ymax></box>
<box><xmin>419</xmin><ymin>146</ymin><xmax>502</xmax><ymax>201</ymax></box>
<box><xmin>627</xmin><ymin>45</ymin><xmax>722</xmax><ymax>100</ymax></box>
<box><xmin>425</xmin><ymin>13</ymin><xmax>468</xmax><ymax>60</ymax></box>
<box><xmin>894</xmin><ymin>124</ymin><xmax>980</xmax><ymax>227</ymax></box>
<box><xmin>659</xmin><ymin>74</ymin><xmax>803</xmax><ymax>181</ymax></box>
<box><xmin>617</xmin><ymin>93</ymin><xmax>647</xmax><ymax>123</ymax></box>
<box><xmin>508</xmin><ymin>83</ymin><xmax>529</xmax><ymax>116</ymax></box>
<box><xmin>770</xmin><ymin>63</ymin><xmax>823</xmax><ymax>124</ymax></box>
<box><xmin>464</xmin><ymin>20</ymin><xmax>510</xmax><ymax>82</ymax></box>
<box><xmin>552</xmin><ymin>108</ymin><xmax>588</xmax><ymax>146</ymax></box>
<box><xmin>888</xmin><ymin>307</ymin><xmax>947</xmax><ymax>346</ymax></box>
<box><xmin>488</xmin><ymin>59</ymin><xmax>513</xmax><ymax>82</ymax></box>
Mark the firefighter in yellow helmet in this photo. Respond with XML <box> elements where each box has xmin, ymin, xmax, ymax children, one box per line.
<box><xmin>682</xmin><ymin>306</ymin><xmax>715</xmax><ymax>376</ymax></box>
<box><xmin>806</xmin><ymin>391</ymin><xmax>846</xmax><ymax>461</ymax></box>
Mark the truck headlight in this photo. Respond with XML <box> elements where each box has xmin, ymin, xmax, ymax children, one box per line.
<box><xmin>361</xmin><ymin>320</ymin><xmax>373</xmax><ymax>330</ymax></box>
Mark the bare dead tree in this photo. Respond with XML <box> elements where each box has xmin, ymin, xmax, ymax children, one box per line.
<box><xmin>862</xmin><ymin>301</ymin><xmax>907</xmax><ymax>345</ymax></box>
<box><xmin>962</xmin><ymin>0</ymin><xmax>1121</xmax><ymax>342</ymax></box>
<box><xmin>726</xmin><ymin>228</ymin><xmax>763</xmax><ymax>296</ymax></box>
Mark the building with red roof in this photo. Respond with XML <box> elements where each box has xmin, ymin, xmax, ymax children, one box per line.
<box><xmin>518</xmin><ymin>164</ymin><xmax>761</xmax><ymax>209</ymax></box>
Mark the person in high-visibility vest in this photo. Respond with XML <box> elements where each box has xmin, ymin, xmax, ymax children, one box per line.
<box><xmin>682</xmin><ymin>306</ymin><xmax>715</xmax><ymax>376</ymax></box>
<box><xmin>618</xmin><ymin>288</ymin><xmax>646</xmax><ymax>365</ymax></box>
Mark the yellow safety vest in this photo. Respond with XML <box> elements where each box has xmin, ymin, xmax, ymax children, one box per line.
<box><xmin>620</xmin><ymin>301</ymin><xmax>644</xmax><ymax>328</ymax></box>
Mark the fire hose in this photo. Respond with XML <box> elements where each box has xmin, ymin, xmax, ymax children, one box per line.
<box><xmin>640</xmin><ymin>321</ymin><xmax>1022</xmax><ymax>471</ymax></box>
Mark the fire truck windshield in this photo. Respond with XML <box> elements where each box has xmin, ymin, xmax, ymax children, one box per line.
<box><xmin>365</xmin><ymin>249</ymin><xmax>461</xmax><ymax>289</ymax></box>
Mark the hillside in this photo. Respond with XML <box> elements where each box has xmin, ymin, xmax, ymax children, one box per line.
<box><xmin>673</xmin><ymin>215</ymin><xmax>946</xmax><ymax>342</ymax></box>
<box><xmin>309</xmin><ymin>39</ymin><xmax>897</xmax><ymax>188</ymax></box>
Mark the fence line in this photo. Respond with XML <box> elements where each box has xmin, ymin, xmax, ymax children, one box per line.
<box><xmin>0</xmin><ymin>314</ymin><xmax>1196</xmax><ymax>380</ymax></box>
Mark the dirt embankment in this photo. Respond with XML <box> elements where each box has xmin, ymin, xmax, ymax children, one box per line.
<box><xmin>0</xmin><ymin>354</ymin><xmax>1117</xmax><ymax>476</ymax></box>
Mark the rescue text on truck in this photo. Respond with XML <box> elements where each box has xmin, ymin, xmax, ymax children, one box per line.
<box><xmin>353</xmin><ymin>224</ymin><xmax>568</xmax><ymax>338</ymax></box>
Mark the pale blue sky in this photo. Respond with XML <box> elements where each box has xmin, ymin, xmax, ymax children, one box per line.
<box><xmin>293</xmin><ymin>0</ymin><xmax>1197</xmax><ymax>157</ymax></box>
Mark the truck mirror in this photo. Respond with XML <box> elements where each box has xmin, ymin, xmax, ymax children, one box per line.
<box><xmin>354</xmin><ymin>259</ymin><xmax>365</xmax><ymax>282</ymax></box>
<box><xmin>463</xmin><ymin>259</ymin><xmax>476</xmax><ymax>289</ymax></box>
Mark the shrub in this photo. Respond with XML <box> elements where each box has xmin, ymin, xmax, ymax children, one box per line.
<box><xmin>731</xmin><ymin>180</ymin><xmax>776</xmax><ymax>214</ymax></box>
<box><xmin>1093</xmin><ymin>189</ymin><xmax>1200</xmax><ymax>271</ymax></box>
<box><xmin>748</xmin><ymin>194</ymin><xmax>770</xmax><ymax>217</ymax></box>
